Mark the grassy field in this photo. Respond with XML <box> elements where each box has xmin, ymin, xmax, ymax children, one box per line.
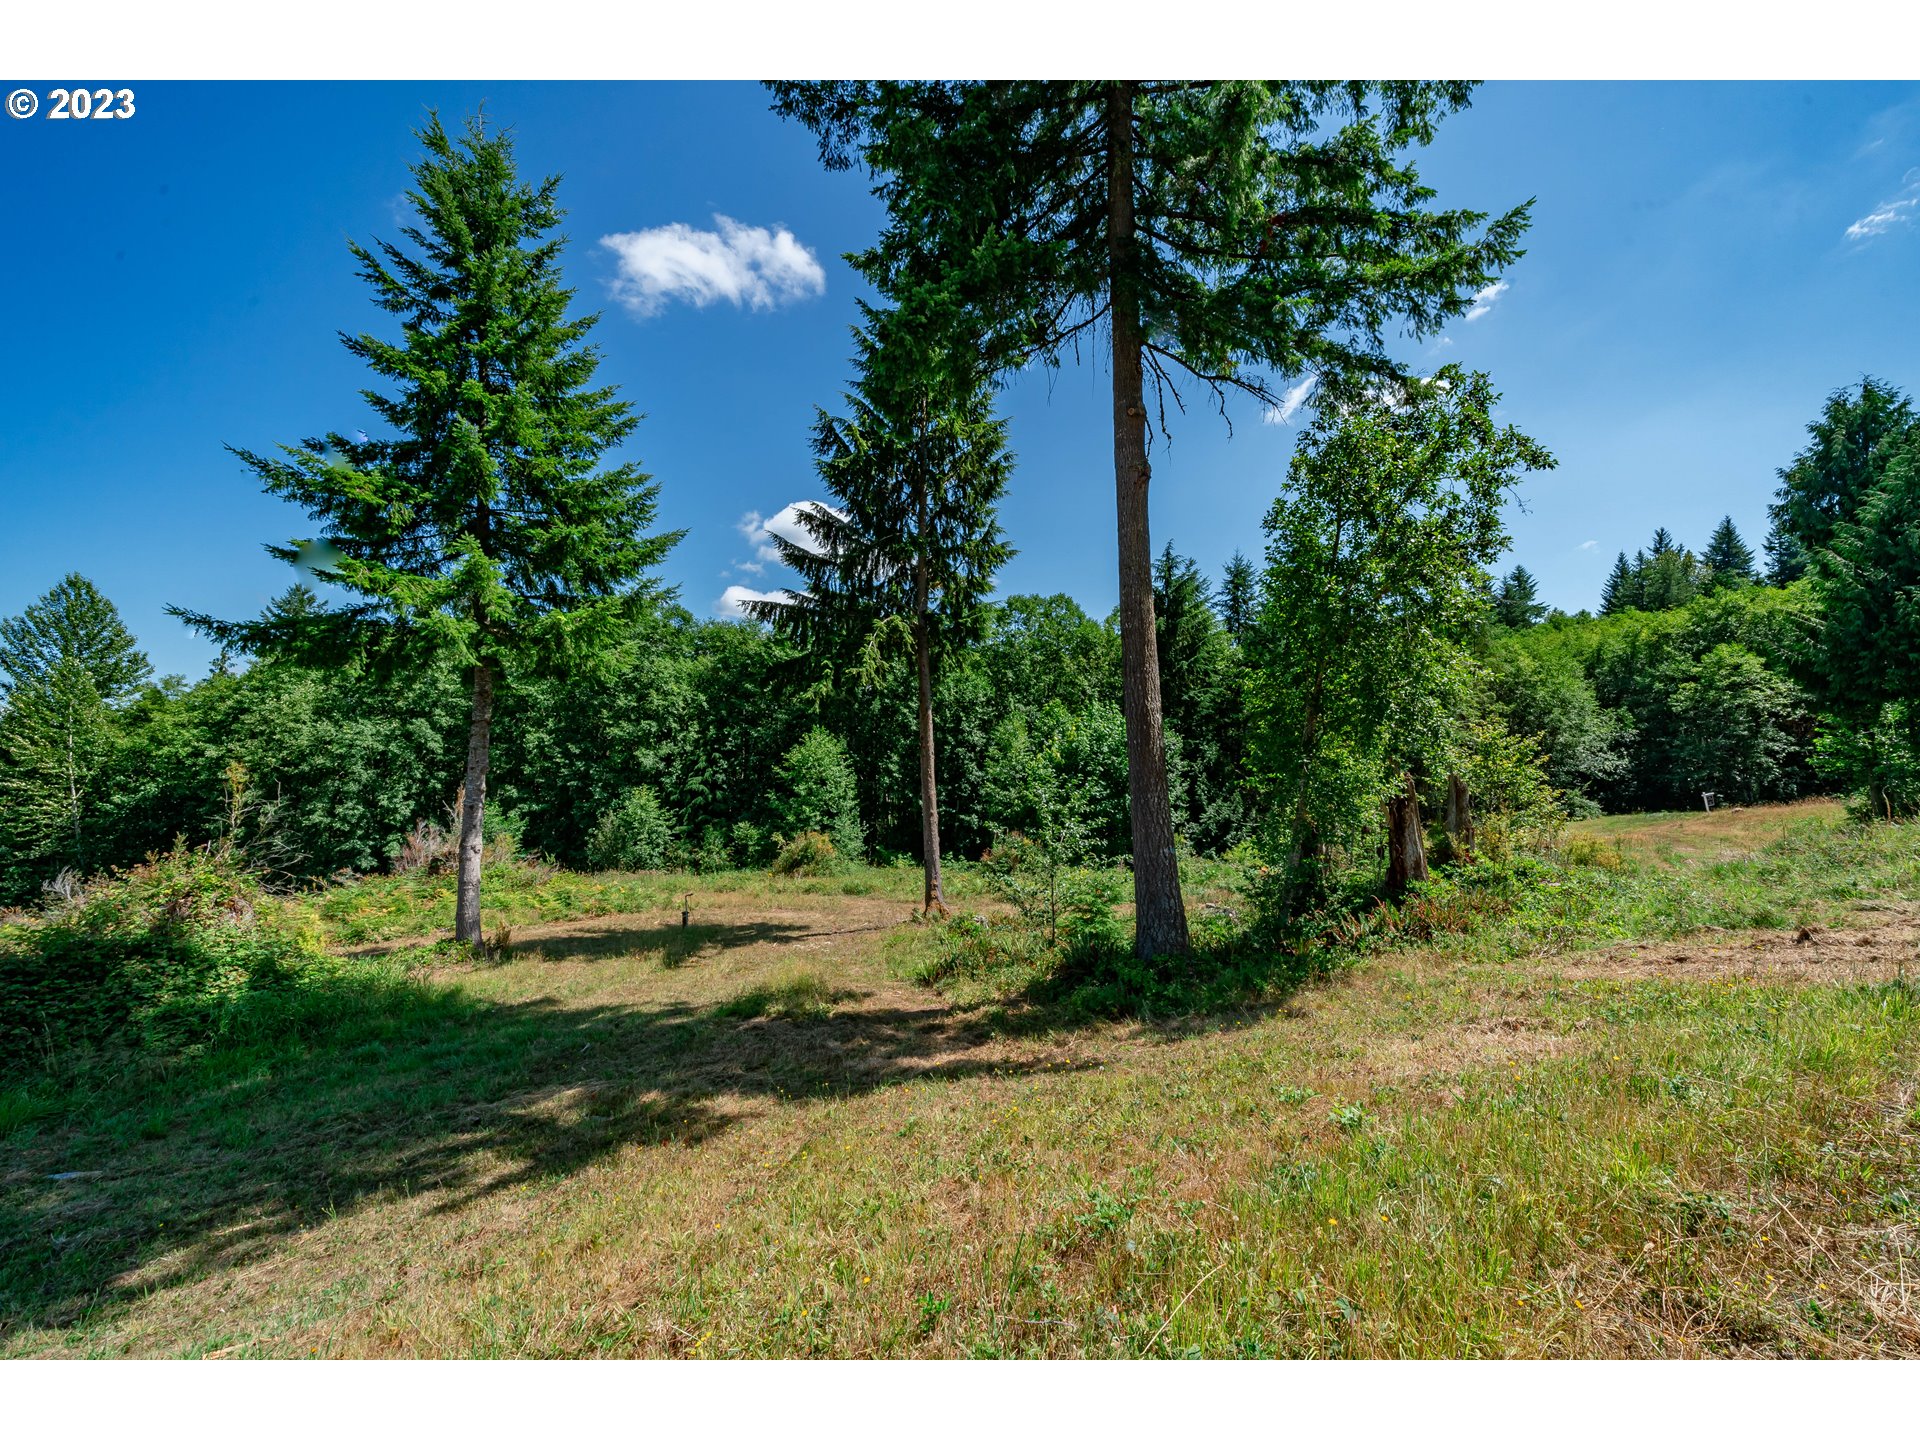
<box><xmin>3</xmin><ymin>803</ymin><xmax>1918</xmax><ymax>1358</ymax></box>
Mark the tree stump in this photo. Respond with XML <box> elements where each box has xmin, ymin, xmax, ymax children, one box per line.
<box><xmin>1384</xmin><ymin>771</ymin><xmax>1430</xmax><ymax>897</ymax></box>
<box><xmin>1442</xmin><ymin>771</ymin><xmax>1473</xmax><ymax>863</ymax></box>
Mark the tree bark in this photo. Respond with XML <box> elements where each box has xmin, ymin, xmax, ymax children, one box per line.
<box><xmin>1106</xmin><ymin>79</ymin><xmax>1190</xmax><ymax>960</ymax></box>
<box><xmin>1384</xmin><ymin>771</ymin><xmax>1429</xmax><ymax>897</ymax></box>
<box><xmin>454</xmin><ymin>660</ymin><xmax>493</xmax><ymax>947</ymax></box>
<box><xmin>1442</xmin><ymin>771</ymin><xmax>1473</xmax><ymax>863</ymax></box>
<box><xmin>913</xmin><ymin>603</ymin><xmax>946</xmax><ymax>916</ymax></box>
<box><xmin>910</xmin><ymin>541</ymin><xmax>948</xmax><ymax>913</ymax></box>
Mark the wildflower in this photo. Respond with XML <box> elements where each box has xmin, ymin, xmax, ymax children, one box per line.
<box><xmin>1328</xmin><ymin>1218</ymin><xmax>1337</xmax><ymax>1227</ymax></box>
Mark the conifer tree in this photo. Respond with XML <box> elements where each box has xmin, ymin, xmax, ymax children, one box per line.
<box><xmin>1763</xmin><ymin>511</ymin><xmax>1808</xmax><ymax>586</ymax></box>
<box><xmin>772</xmin><ymin>80</ymin><xmax>1530</xmax><ymax>957</ymax></box>
<box><xmin>1701</xmin><ymin>515</ymin><xmax>1757</xmax><ymax>591</ymax></box>
<box><xmin>1804</xmin><ymin>426</ymin><xmax>1920</xmax><ymax>815</ymax></box>
<box><xmin>749</xmin><ymin>304</ymin><xmax>1014</xmax><ymax>913</ymax></box>
<box><xmin>1493</xmin><ymin>565</ymin><xmax>1546</xmax><ymax>627</ymax></box>
<box><xmin>1599</xmin><ymin>551</ymin><xmax>1636</xmax><ymax>615</ymax></box>
<box><xmin>1771</xmin><ymin>378</ymin><xmax>1917</xmax><ymax>558</ymax></box>
<box><xmin>176</xmin><ymin>115</ymin><xmax>679</xmax><ymax>946</ymax></box>
<box><xmin>1649</xmin><ymin>526</ymin><xmax>1677</xmax><ymax>557</ymax></box>
<box><xmin>1218</xmin><ymin>552</ymin><xmax>1258</xmax><ymax>639</ymax></box>
<box><xmin>0</xmin><ymin>575</ymin><xmax>152</xmax><ymax>876</ymax></box>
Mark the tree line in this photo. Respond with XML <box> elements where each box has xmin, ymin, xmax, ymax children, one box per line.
<box><xmin>3</xmin><ymin>96</ymin><xmax>1916</xmax><ymax>956</ymax></box>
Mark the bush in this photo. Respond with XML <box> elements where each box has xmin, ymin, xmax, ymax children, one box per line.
<box><xmin>772</xmin><ymin>728</ymin><xmax>865</xmax><ymax>859</ymax></box>
<box><xmin>672</xmin><ymin>825</ymin><xmax>734</xmax><ymax>874</ymax></box>
<box><xmin>729</xmin><ymin>820</ymin><xmax>776</xmax><ymax>869</ymax></box>
<box><xmin>769</xmin><ymin>830</ymin><xmax>840</xmax><ymax>877</ymax></box>
<box><xmin>586</xmin><ymin>785</ymin><xmax>674</xmax><ymax>871</ymax></box>
<box><xmin>0</xmin><ymin>846</ymin><xmax>382</xmax><ymax>1070</ymax></box>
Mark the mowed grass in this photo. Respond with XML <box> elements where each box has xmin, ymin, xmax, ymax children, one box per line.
<box><xmin>1568</xmin><ymin>797</ymin><xmax>1848</xmax><ymax>865</ymax></box>
<box><xmin>3</xmin><ymin>807</ymin><xmax>1918</xmax><ymax>1358</ymax></box>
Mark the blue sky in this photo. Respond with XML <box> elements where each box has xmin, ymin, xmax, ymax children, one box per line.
<box><xmin>3</xmin><ymin>80</ymin><xmax>1918</xmax><ymax>679</ymax></box>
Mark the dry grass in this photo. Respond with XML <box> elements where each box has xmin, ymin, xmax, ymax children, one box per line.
<box><xmin>4</xmin><ymin>815</ymin><xmax>1918</xmax><ymax>1358</ymax></box>
<box><xmin>1568</xmin><ymin>797</ymin><xmax>1848</xmax><ymax>864</ymax></box>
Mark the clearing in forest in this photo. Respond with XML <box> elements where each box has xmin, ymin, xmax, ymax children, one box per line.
<box><xmin>3</xmin><ymin>802</ymin><xmax>1917</xmax><ymax>1359</ymax></box>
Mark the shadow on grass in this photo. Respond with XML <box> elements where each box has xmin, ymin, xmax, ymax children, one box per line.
<box><xmin>0</xmin><ymin>961</ymin><xmax>1079</xmax><ymax>1341</ymax></box>
<box><xmin>511</xmin><ymin>917</ymin><xmax>820</xmax><ymax>965</ymax></box>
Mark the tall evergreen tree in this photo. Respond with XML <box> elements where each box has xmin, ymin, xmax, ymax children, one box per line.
<box><xmin>1493</xmin><ymin>565</ymin><xmax>1546</xmax><ymax>627</ymax></box>
<box><xmin>1641</xmin><ymin>547</ymin><xmax>1704</xmax><ymax>611</ymax></box>
<box><xmin>1804</xmin><ymin>427</ymin><xmax>1920</xmax><ymax>814</ymax></box>
<box><xmin>0</xmin><ymin>575</ymin><xmax>153</xmax><ymax>879</ymax></box>
<box><xmin>1648</xmin><ymin>526</ymin><xmax>1677</xmax><ymax>557</ymax></box>
<box><xmin>1763</xmin><ymin>510</ymin><xmax>1808</xmax><ymax>586</ymax></box>
<box><xmin>1152</xmin><ymin>543</ymin><xmax>1216</xmax><ymax>732</ymax></box>
<box><xmin>772</xmin><ymin>80</ymin><xmax>1530</xmax><ymax>957</ymax></box>
<box><xmin>748</xmin><ymin>304</ymin><xmax>1014</xmax><ymax>912</ymax></box>
<box><xmin>1599</xmin><ymin>551</ymin><xmax>1636</xmax><ymax>615</ymax></box>
<box><xmin>176</xmin><ymin>114</ymin><xmax>679</xmax><ymax>946</ymax></box>
<box><xmin>1701</xmin><ymin>515</ymin><xmax>1757</xmax><ymax>591</ymax></box>
<box><xmin>1771</xmin><ymin>377</ymin><xmax>1917</xmax><ymax>558</ymax></box>
<box><xmin>1218</xmin><ymin>552</ymin><xmax>1258</xmax><ymax>639</ymax></box>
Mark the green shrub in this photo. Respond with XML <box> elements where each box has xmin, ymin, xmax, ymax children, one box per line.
<box><xmin>0</xmin><ymin>846</ymin><xmax>393</xmax><ymax>1071</ymax></box>
<box><xmin>770</xmin><ymin>830</ymin><xmax>840</xmax><ymax>877</ymax></box>
<box><xmin>585</xmin><ymin>785</ymin><xmax>674</xmax><ymax>871</ymax></box>
<box><xmin>772</xmin><ymin>728</ymin><xmax>865</xmax><ymax>859</ymax></box>
<box><xmin>729</xmin><ymin>820</ymin><xmax>776</xmax><ymax>868</ymax></box>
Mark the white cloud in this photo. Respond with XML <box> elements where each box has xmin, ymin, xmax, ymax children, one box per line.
<box><xmin>1846</xmin><ymin>170</ymin><xmax>1920</xmax><ymax>241</ymax></box>
<box><xmin>735</xmin><ymin>501</ymin><xmax>843</xmax><ymax>569</ymax></box>
<box><xmin>601</xmin><ymin>215</ymin><xmax>826</xmax><ymax>317</ymax></box>
<box><xmin>715</xmin><ymin>584</ymin><xmax>795</xmax><ymax>620</ymax></box>
<box><xmin>1263</xmin><ymin>375</ymin><xmax>1318</xmax><ymax>426</ymax></box>
<box><xmin>1577</xmin><ymin>539</ymin><xmax>1599</xmax><ymax>552</ymax></box>
<box><xmin>1465</xmin><ymin>280</ymin><xmax>1509</xmax><ymax>321</ymax></box>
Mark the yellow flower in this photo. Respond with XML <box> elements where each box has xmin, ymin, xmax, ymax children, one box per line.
<box><xmin>1328</xmin><ymin>1218</ymin><xmax>1337</xmax><ymax>1227</ymax></box>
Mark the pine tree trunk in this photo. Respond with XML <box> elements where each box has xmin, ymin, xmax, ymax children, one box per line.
<box><xmin>914</xmin><ymin>616</ymin><xmax>945</xmax><ymax>917</ymax></box>
<box><xmin>454</xmin><ymin>660</ymin><xmax>493</xmax><ymax>947</ymax></box>
<box><xmin>1443</xmin><ymin>771</ymin><xmax>1474</xmax><ymax>862</ymax></box>
<box><xmin>1106</xmin><ymin>80</ymin><xmax>1189</xmax><ymax>960</ymax></box>
<box><xmin>1384</xmin><ymin>771</ymin><xmax>1429</xmax><ymax>897</ymax></box>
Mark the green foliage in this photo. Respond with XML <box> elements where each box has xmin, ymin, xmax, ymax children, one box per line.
<box><xmin>747</xmin><ymin>303</ymin><xmax>1014</xmax><ymax>673</ymax></box>
<box><xmin>0</xmin><ymin>847</ymin><xmax>370</xmax><ymax>1070</ymax></box>
<box><xmin>769</xmin><ymin>831</ymin><xmax>841</xmax><ymax>877</ymax></box>
<box><xmin>585</xmin><ymin>785</ymin><xmax>675</xmax><ymax>872</ymax></box>
<box><xmin>774</xmin><ymin>81</ymin><xmax>1530</xmax><ymax>414</ymax></box>
<box><xmin>1814</xmin><ymin>703</ymin><xmax>1920</xmax><ymax>820</ymax></box>
<box><xmin>1246</xmin><ymin>368</ymin><xmax>1555</xmax><ymax>892</ymax></box>
<box><xmin>1770</xmin><ymin>377</ymin><xmax>1916</xmax><ymax>562</ymax></box>
<box><xmin>1701</xmin><ymin>516</ymin><xmax>1758</xmax><ymax>591</ymax></box>
<box><xmin>1497</xmin><ymin>584</ymin><xmax>1818</xmax><ymax>812</ymax></box>
<box><xmin>171</xmin><ymin>114</ymin><xmax>680</xmax><ymax>942</ymax></box>
<box><xmin>1457</xmin><ymin>719</ymin><xmax>1563</xmax><ymax>862</ymax></box>
<box><xmin>1492</xmin><ymin>566</ymin><xmax>1546</xmax><ymax>628</ymax></box>
<box><xmin>0</xmin><ymin>576</ymin><xmax>154</xmax><ymax>893</ymax></box>
<box><xmin>1218</xmin><ymin>553</ymin><xmax>1257</xmax><ymax>640</ymax></box>
<box><xmin>773</xmin><ymin>728</ymin><xmax>866</xmax><ymax>859</ymax></box>
<box><xmin>1481</xmin><ymin>632</ymin><xmax>1631</xmax><ymax>807</ymax></box>
<box><xmin>983</xmin><ymin>703</ymin><xmax>1134</xmax><ymax>862</ymax></box>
